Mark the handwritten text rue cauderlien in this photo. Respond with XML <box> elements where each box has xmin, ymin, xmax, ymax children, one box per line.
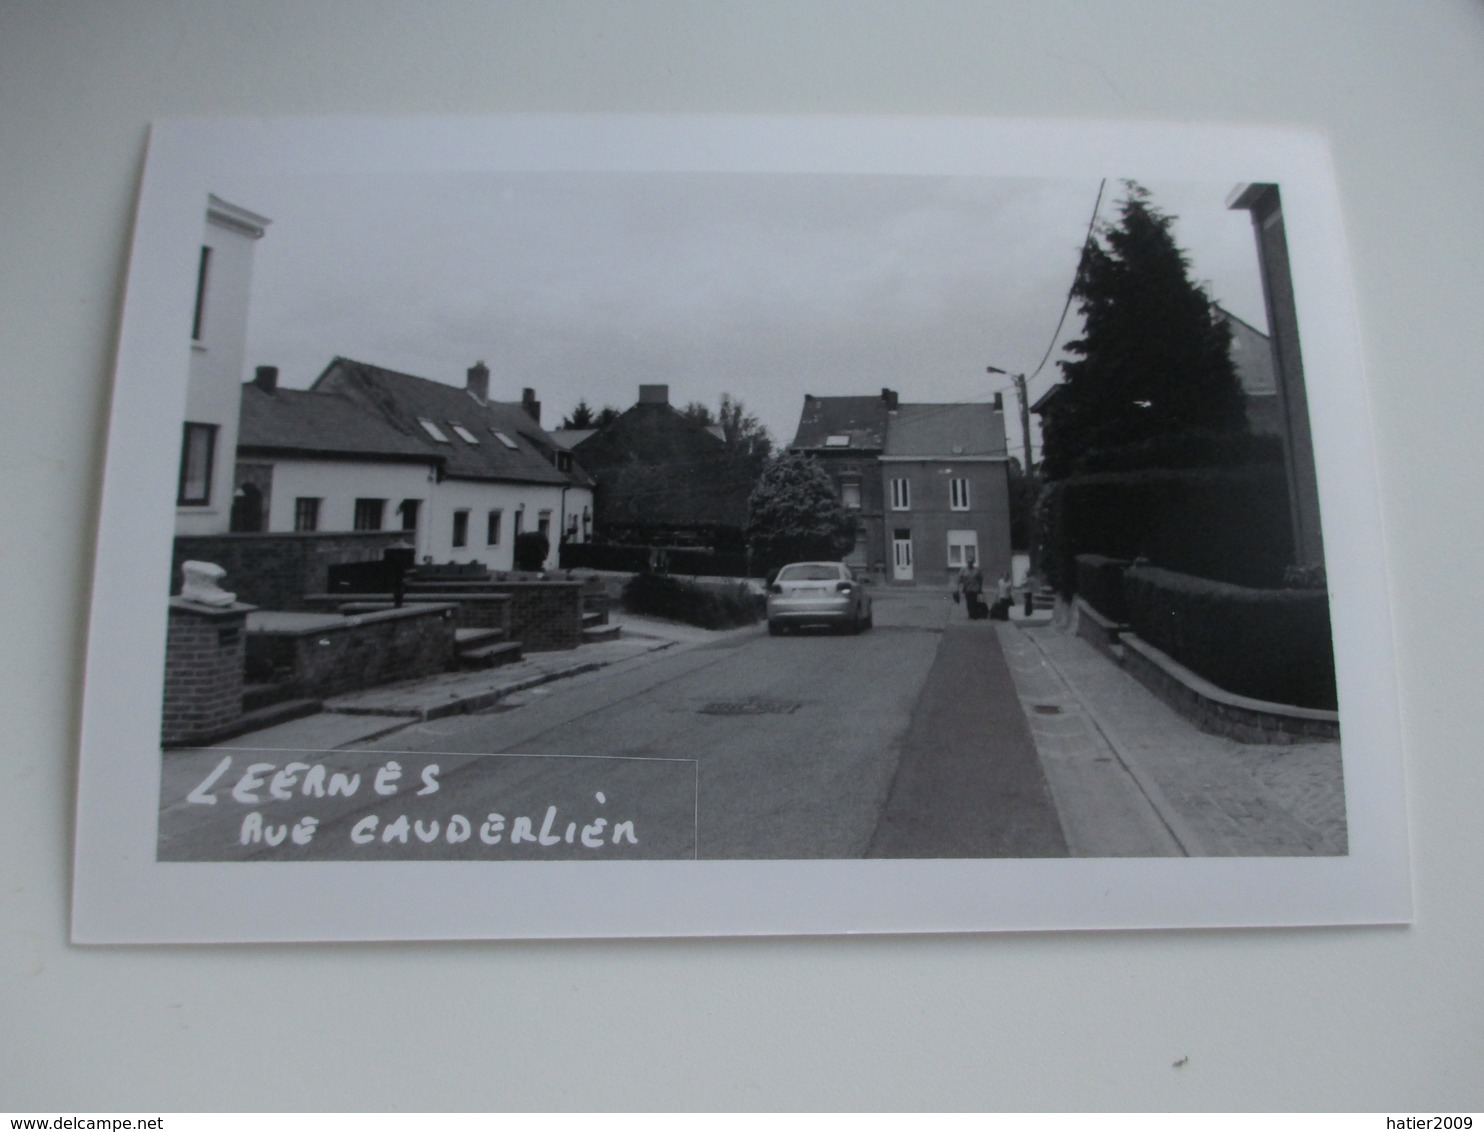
<box><xmin>183</xmin><ymin>755</ymin><xmax>639</xmax><ymax>851</ymax></box>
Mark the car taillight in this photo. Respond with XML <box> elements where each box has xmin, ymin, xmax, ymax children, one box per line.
<box><xmin>836</xmin><ymin>581</ymin><xmax>853</xmax><ymax>593</ymax></box>
<box><xmin>769</xmin><ymin>583</ymin><xmax>782</xmax><ymax>594</ymax></box>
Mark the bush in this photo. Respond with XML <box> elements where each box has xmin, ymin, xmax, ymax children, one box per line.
<box><xmin>1074</xmin><ymin>554</ymin><xmax>1130</xmax><ymax>623</ymax></box>
<box><xmin>621</xmin><ymin>573</ymin><xmax>764</xmax><ymax>630</ymax></box>
<box><xmin>513</xmin><ymin>531</ymin><xmax>549</xmax><ymax>572</ymax></box>
<box><xmin>1038</xmin><ymin>464</ymin><xmax>1294</xmax><ymax>595</ymax></box>
<box><xmin>1123</xmin><ymin>565</ymin><xmax>1336</xmax><ymax>710</ymax></box>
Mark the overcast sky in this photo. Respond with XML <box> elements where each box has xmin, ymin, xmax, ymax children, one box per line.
<box><xmin>228</xmin><ymin>169</ymin><xmax>1268</xmax><ymax>460</ymax></box>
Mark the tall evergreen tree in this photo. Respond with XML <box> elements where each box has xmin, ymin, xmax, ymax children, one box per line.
<box><xmin>1042</xmin><ymin>182</ymin><xmax>1247</xmax><ymax>480</ymax></box>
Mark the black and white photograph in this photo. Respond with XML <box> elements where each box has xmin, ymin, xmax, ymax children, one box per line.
<box><xmin>74</xmin><ymin>116</ymin><xmax>1409</xmax><ymax>940</ymax></box>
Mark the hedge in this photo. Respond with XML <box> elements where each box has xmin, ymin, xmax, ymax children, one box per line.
<box><xmin>1123</xmin><ymin>565</ymin><xmax>1337</xmax><ymax>710</ymax></box>
<box><xmin>1074</xmin><ymin>554</ymin><xmax>1130</xmax><ymax>624</ymax></box>
<box><xmin>560</xmin><ymin>542</ymin><xmax>755</xmax><ymax>578</ymax></box>
<box><xmin>621</xmin><ymin>572</ymin><xmax>765</xmax><ymax>630</ymax></box>
<box><xmin>1039</xmin><ymin>464</ymin><xmax>1295</xmax><ymax>594</ymax></box>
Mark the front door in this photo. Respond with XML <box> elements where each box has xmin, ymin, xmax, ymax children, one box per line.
<box><xmin>892</xmin><ymin>529</ymin><xmax>914</xmax><ymax>581</ymax></box>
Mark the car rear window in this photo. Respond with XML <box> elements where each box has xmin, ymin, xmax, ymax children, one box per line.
<box><xmin>777</xmin><ymin>564</ymin><xmax>842</xmax><ymax>581</ymax></box>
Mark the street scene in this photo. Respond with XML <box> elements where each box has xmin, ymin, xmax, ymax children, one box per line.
<box><xmin>160</xmin><ymin>586</ymin><xmax>1345</xmax><ymax>860</ymax></box>
<box><xmin>157</xmin><ymin>163</ymin><xmax>1346</xmax><ymax>863</ymax></box>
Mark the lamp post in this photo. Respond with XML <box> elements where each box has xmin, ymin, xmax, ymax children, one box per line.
<box><xmin>989</xmin><ymin>365</ymin><xmax>1037</xmax><ymax>605</ymax></box>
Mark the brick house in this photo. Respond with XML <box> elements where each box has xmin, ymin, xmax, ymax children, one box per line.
<box><xmin>789</xmin><ymin>389</ymin><xmax>1013</xmax><ymax>585</ymax></box>
<box><xmin>232</xmin><ymin>357</ymin><xmax>594</xmax><ymax>571</ymax></box>
<box><xmin>561</xmin><ymin>384</ymin><xmax>750</xmax><ymax>547</ymax></box>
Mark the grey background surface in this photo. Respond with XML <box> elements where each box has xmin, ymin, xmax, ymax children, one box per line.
<box><xmin>3</xmin><ymin>0</ymin><xmax>1480</xmax><ymax>1110</ymax></box>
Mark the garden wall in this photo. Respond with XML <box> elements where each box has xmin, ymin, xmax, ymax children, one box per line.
<box><xmin>172</xmin><ymin>531</ymin><xmax>407</xmax><ymax>611</ymax></box>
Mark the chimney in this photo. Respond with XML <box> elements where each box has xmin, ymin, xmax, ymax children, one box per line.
<box><xmin>639</xmin><ymin>384</ymin><xmax>669</xmax><ymax>406</ymax></box>
<box><xmin>466</xmin><ymin>361</ymin><xmax>490</xmax><ymax>404</ymax></box>
<box><xmin>521</xmin><ymin>387</ymin><xmax>541</xmax><ymax>424</ymax></box>
<box><xmin>253</xmin><ymin>365</ymin><xmax>278</xmax><ymax>393</ymax></box>
<box><xmin>881</xmin><ymin>387</ymin><xmax>898</xmax><ymax>411</ymax></box>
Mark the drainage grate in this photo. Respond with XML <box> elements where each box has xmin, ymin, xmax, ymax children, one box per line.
<box><xmin>700</xmin><ymin>698</ymin><xmax>803</xmax><ymax>716</ymax></box>
<box><xmin>1032</xmin><ymin>704</ymin><xmax>1064</xmax><ymax>715</ymax></box>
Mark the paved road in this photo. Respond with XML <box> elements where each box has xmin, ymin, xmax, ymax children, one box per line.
<box><xmin>161</xmin><ymin>589</ymin><xmax>1071</xmax><ymax>860</ymax></box>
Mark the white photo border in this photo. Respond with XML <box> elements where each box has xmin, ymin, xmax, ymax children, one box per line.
<box><xmin>73</xmin><ymin>115</ymin><xmax>1411</xmax><ymax>942</ymax></box>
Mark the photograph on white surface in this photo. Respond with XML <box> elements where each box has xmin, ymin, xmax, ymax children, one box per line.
<box><xmin>74</xmin><ymin>116</ymin><xmax>1410</xmax><ymax>940</ymax></box>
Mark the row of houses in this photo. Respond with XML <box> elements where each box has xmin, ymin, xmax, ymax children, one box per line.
<box><xmin>175</xmin><ymin>192</ymin><xmax>1016</xmax><ymax>588</ymax></box>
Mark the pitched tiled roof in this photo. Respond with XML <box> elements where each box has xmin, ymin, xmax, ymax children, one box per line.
<box><xmin>884</xmin><ymin>403</ymin><xmax>1007</xmax><ymax>458</ymax></box>
<box><xmin>309</xmin><ymin>357</ymin><xmax>578</xmax><ymax>486</ymax></box>
<box><xmin>790</xmin><ymin>395</ymin><xmax>890</xmax><ymax>450</ymax></box>
<box><xmin>237</xmin><ymin>383</ymin><xmax>438</xmax><ymax>463</ymax></box>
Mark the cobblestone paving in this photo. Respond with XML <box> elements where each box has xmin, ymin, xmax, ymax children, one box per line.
<box><xmin>1005</xmin><ymin>623</ymin><xmax>1347</xmax><ymax>857</ymax></box>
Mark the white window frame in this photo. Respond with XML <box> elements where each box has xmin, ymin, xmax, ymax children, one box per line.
<box><xmin>841</xmin><ymin>479</ymin><xmax>862</xmax><ymax>510</ymax></box>
<box><xmin>890</xmin><ymin>477</ymin><xmax>911</xmax><ymax>511</ymax></box>
<box><xmin>947</xmin><ymin>529</ymin><xmax>979</xmax><ymax>569</ymax></box>
<box><xmin>950</xmin><ymin>477</ymin><xmax>970</xmax><ymax>511</ymax></box>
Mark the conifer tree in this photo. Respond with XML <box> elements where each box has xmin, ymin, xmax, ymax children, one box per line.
<box><xmin>1042</xmin><ymin>183</ymin><xmax>1247</xmax><ymax>480</ymax></box>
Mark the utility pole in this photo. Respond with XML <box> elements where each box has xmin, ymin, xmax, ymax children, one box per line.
<box><xmin>989</xmin><ymin>365</ymin><xmax>1037</xmax><ymax>593</ymax></box>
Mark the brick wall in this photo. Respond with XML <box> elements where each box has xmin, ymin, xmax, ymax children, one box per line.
<box><xmin>247</xmin><ymin>605</ymin><xmax>457</xmax><ymax>699</ymax></box>
<box><xmin>172</xmin><ymin>531</ymin><xmax>408</xmax><ymax>611</ymax></box>
<box><xmin>161</xmin><ymin>599</ymin><xmax>251</xmax><ymax>746</ymax></box>
<box><xmin>304</xmin><ymin>592</ymin><xmax>513</xmax><ymax>634</ymax></box>
<box><xmin>403</xmin><ymin>578</ymin><xmax>586</xmax><ymax>650</ymax></box>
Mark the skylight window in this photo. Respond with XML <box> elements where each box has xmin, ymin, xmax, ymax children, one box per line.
<box><xmin>418</xmin><ymin>418</ymin><xmax>451</xmax><ymax>443</ymax></box>
<box><xmin>492</xmin><ymin>429</ymin><xmax>519</xmax><ymax>450</ymax></box>
<box><xmin>450</xmin><ymin>423</ymin><xmax>480</xmax><ymax>445</ymax></box>
<box><xmin>825</xmin><ymin>434</ymin><xmax>851</xmax><ymax>447</ymax></box>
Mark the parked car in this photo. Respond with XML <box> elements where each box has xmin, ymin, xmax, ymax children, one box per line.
<box><xmin>766</xmin><ymin>561</ymin><xmax>872</xmax><ymax>635</ymax></box>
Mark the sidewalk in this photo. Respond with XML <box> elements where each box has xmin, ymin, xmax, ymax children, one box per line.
<box><xmin>213</xmin><ymin>613</ymin><xmax>757</xmax><ymax>752</ymax></box>
<box><xmin>996</xmin><ymin>620</ymin><xmax>1347</xmax><ymax>857</ymax></box>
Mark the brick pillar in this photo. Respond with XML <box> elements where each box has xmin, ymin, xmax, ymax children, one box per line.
<box><xmin>161</xmin><ymin>598</ymin><xmax>255</xmax><ymax>746</ymax></box>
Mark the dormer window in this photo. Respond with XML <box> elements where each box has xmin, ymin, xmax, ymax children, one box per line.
<box><xmin>450</xmin><ymin>423</ymin><xmax>480</xmax><ymax>445</ymax></box>
<box><xmin>825</xmin><ymin>434</ymin><xmax>850</xmax><ymax>448</ymax></box>
<box><xmin>419</xmin><ymin>418</ymin><xmax>451</xmax><ymax>443</ymax></box>
<box><xmin>492</xmin><ymin>429</ymin><xmax>519</xmax><ymax>449</ymax></box>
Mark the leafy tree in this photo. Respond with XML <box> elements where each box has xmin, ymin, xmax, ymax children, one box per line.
<box><xmin>682</xmin><ymin>401</ymin><xmax>715</xmax><ymax>427</ymax></box>
<box><xmin>716</xmin><ymin>393</ymin><xmax>773</xmax><ymax>463</ymax></box>
<box><xmin>747</xmin><ymin>452</ymin><xmax>853</xmax><ymax>575</ymax></box>
<box><xmin>593</xmin><ymin>405</ymin><xmax>622</xmax><ymax>428</ymax></box>
<box><xmin>1042</xmin><ymin>182</ymin><xmax>1247</xmax><ymax>480</ymax></box>
<box><xmin>561</xmin><ymin>399</ymin><xmax>596</xmax><ymax>429</ymax></box>
<box><xmin>513</xmin><ymin>531</ymin><xmax>549</xmax><ymax>572</ymax></box>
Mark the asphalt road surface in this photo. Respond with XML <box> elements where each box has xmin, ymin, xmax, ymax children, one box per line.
<box><xmin>343</xmin><ymin>588</ymin><xmax>1070</xmax><ymax>860</ymax></box>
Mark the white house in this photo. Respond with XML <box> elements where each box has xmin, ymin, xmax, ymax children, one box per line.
<box><xmin>234</xmin><ymin>358</ymin><xmax>594</xmax><ymax>571</ymax></box>
<box><xmin>175</xmin><ymin>195</ymin><xmax>271</xmax><ymax>536</ymax></box>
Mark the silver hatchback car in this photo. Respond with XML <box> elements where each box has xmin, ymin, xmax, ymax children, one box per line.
<box><xmin>766</xmin><ymin>561</ymin><xmax>873</xmax><ymax>635</ymax></box>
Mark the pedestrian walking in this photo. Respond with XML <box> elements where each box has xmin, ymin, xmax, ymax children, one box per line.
<box><xmin>957</xmin><ymin>555</ymin><xmax>987</xmax><ymax>620</ymax></box>
<box><xmin>991</xmin><ymin>571</ymin><xmax>1013</xmax><ymax>620</ymax></box>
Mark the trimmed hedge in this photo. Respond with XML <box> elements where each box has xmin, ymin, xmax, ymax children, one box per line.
<box><xmin>1074</xmin><ymin>554</ymin><xmax>1130</xmax><ymax>623</ymax></box>
<box><xmin>1039</xmin><ymin>464</ymin><xmax>1295</xmax><ymax>594</ymax></box>
<box><xmin>560</xmin><ymin>542</ymin><xmax>755</xmax><ymax>578</ymax></box>
<box><xmin>621</xmin><ymin>572</ymin><xmax>765</xmax><ymax>630</ymax></box>
<box><xmin>1123</xmin><ymin>565</ymin><xmax>1336</xmax><ymax>710</ymax></box>
<box><xmin>561</xmin><ymin>543</ymin><xmax>652</xmax><ymax>573</ymax></box>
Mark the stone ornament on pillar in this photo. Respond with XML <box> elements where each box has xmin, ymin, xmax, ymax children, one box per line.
<box><xmin>180</xmin><ymin>560</ymin><xmax>237</xmax><ymax>606</ymax></box>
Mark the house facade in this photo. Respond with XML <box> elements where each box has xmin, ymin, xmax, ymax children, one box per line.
<box><xmin>790</xmin><ymin>389</ymin><xmax>1012</xmax><ymax>585</ymax></box>
<box><xmin>565</xmin><ymin>384</ymin><xmax>750</xmax><ymax>546</ymax></box>
<box><xmin>234</xmin><ymin>358</ymin><xmax>593</xmax><ymax>571</ymax></box>
<box><xmin>176</xmin><ymin>194</ymin><xmax>270</xmax><ymax>536</ymax></box>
